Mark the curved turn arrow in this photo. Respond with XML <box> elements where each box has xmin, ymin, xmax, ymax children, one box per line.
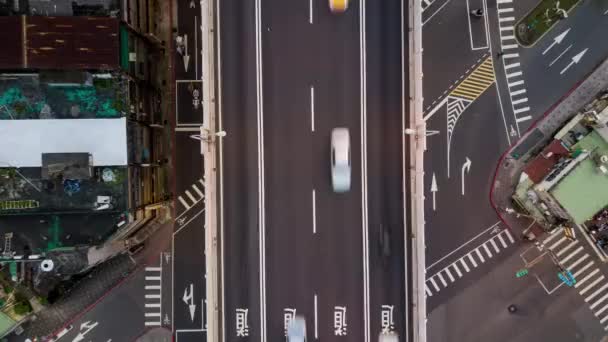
<box><xmin>461</xmin><ymin>157</ymin><xmax>471</xmax><ymax>196</ymax></box>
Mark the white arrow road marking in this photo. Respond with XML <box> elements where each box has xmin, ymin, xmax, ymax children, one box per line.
<box><xmin>183</xmin><ymin>34</ymin><xmax>190</xmax><ymax>72</ymax></box>
<box><xmin>461</xmin><ymin>157</ymin><xmax>471</xmax><ymax>196</ymax></box>
<box><xmin>190</xmin><ymin>0</ymin><xmax>195</xmax><ymax>8</ymax></box>
<box><xmin>542</xmin><ymin>28</ymin><xmax>571</xmax><ymax>55</ymax></box>
<box><xmin>182</xmin><ymin>283</ymin><xmax>196</xmax><ymax>321</ymax></box>
<box><xmin>431</xmin><ymin>173</ymin><xmax>438</xmax><ymax>211</ymax></box>
<box><xmin>560</xmin><ymin>48</ymin><xmax>588</xmax><ymax>75</ymax></box>
<box><xmin>72</xmin><ymin>321</ymin><xmax>98</xmax><ymax>342</ymax></box>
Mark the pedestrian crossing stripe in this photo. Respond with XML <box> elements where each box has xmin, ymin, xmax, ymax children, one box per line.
<box><xmin>425</xmin><ymin>229</ymin><xmax>515</xmax><ymax>297</ymax></box>
<box><xmin>450</xmin><ymin>57</ymin><xmax>495</xmax><ymax>101</ymax></box>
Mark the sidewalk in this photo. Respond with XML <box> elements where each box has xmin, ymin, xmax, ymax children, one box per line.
<box><xmin>13</xmin><ymin>254</ymin><xmax>136</xmax><ymax>340</ymax></box>
<box><xmin>491</xmin><ymin>57</ymin><xmax>608</xmax><ymax>241</ymax></box>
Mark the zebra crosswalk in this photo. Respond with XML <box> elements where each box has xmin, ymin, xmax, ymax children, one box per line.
<box><xmin>543</xmin><ymin>227</ymin><xmax>608</xmax><ymax>331</ymax></box>
<box><xmin>144</xmin><ymin>266</ymin><xmax>163</xmax><ymax>327</ymax></box>
<box><xmin>425</xmin><ymin>229</ymin><xmax>515</xmax><ymax>297</ymax></box>
<box><xmin>177</xmin><ymin>178</ymin><xmax>206</xmax><ymax>210</ymax></box>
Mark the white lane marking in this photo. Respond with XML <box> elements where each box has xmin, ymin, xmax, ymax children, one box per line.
<box><xmin>511</xmin><ymin>97</ymin><xmax>528</xmax><ymax>105</ymax></box>
<box><xmin>549</xmin><ymin>236</ymin><xmax>569</xmax><ymax>251</ymax></box>
<box><xmin>497</xmin><ymin>0</ymin><xmax>513</xmax><ymax>3</ymax></box>
<box><xmin>490</xmin><ymin>239</ymin><xmax>500</xmax><ymax>252</ymax></box>
<box><xmin>483</xmin><ymin>244</ymin><xmax>492</xmax><ymax>257</ymax></box>
<box><xmin>425</xmin><ymin>285</ymin><xmax>433</xmax><ymax>296</ymax></box>
<box><xmin>452</xmin><ymin>264</ymin><xmax>463</xmax><ymax>277</ymax></box>
<box><xmin>500</xmin><ymin>25</ymin><xmax>514</xmax><ymax>32</ymax></box>
<box><xmin>427</xmin><ymin>221</ymin><xmax>500</xmax><ymax>270</ymax></box>
<box><xmin>497</xmin><ymin>234</ymin><xmax>507</xmax><ymax>248</ymax></box>
<box><xmin>498</xmin><ymin>16</ymin><xmax>515</xmax><ymax>22</ymax></box>
<box><xmin>504</xmin><ymin>62</ymin><xmax>521</xmax><ymax>70</ymax></box>
<box><xmin>360</xmin><ymin>0</ymin><xmax>370</xmax><ymax>339</ymax></box>
<box><xmin>502</xmin><ymin>44</ymin><xmax>518</xmax><ymax>50</ymax></box>
<box><xmin>178</xmin><ymin>196</ymin><xmax>191</xmax><ymax>209</ymax></box>
<box><xmin>595</xmin><ymin>299</ymin><xmax>608</xmax><ymax>317</ymax></box>
<box><xmin>146</xmin><ymin>303</ymin><xmax>161</xmax><ymax>308</ymax></box>
<box><xmin>513</xmin><ymin>106</ymin><xmax>531</xmax><ymax>115</ymax></box>
<box><xmin>503</xmin><ymin>53</ymin><xmax>519</xmax><ymax>59</ymax></box>
<box><xmin>198</xmin><ymin>178</ymin><xmax>206</xmax><ymax>187</ymax></box>
<box><xmin>192</xmin><ymin>184</ymin><xmax>204</xmax><ymax>198</ymax></box>
<box><xmin>567</xmin><ymin>253</ymin><xmax>589</xmax><ymax>270</ymax></box>
<box><xmin>557</xmin><ymin>240</ymin><xmax>579</xmax><ymax>257</ymax></box>
<box><xmin>310</xmin><ymin>86</ymin><xmax>315</xmax><ymax>131</ymax></box>
<box><xmin>467</xmin><ymin>253</ymin><xmax>478</xmax><ymax>268</ymax></box>
<box><xmin>146</xmin><ymin>294</ymin><xmax>161</xmax><ymax>299</ymax></box>
<box><xmin>508</xmin><ymin>80</ymin><xmax>524</xmax><ymax>88</ymax></box>
<box><xmin>146</xmin><ymin>276</ymin><xmax>162</xmax><ymax>281</ymax></box>
<box><xmin>510</xmin><ymin>89</ymin><xmax>526</xmax><ymax>96</ymax></box>
<box><xmin>146</xmin><ymin>267</ymin><xmax>162</xmax><ymax>272</ymax></box>
<box><xmin>515</xmin><ymin>115</ymin><xmax>532</xmax><ymax>123</ymax></box>
<box><xmin>145</xmin><ymin>312</ymin><xmax>161</xmax><ymax>317</ymax></box>
<box><xmin>600</xmin><ymin>314</ymin><xmax>608</xmax><ymax>324</ymax></box>
<box><xmin>543</xmin><ymin>226</ymin><xmax>565</xmax><ymax>244</ymax></box>
<box><xmin>445</xmin><ymin>268</ymin><xmax>455</xmax><ymax>282</ymax></box>
<box><xmin>506</xmin><ymin>71</ymin><xmax>523</xmax><ymax>79</ymax></box>
<box><xmin>309</xmin><ymin>0</ymin><xmax>313</xmax><ymax>23</ymax></box>
<box><xmin>497</xmin><ymin>7</ymin><xmax>514</xmax><ymax>13</ymax></box>
<box><xmin>475</xmin><ymin>248</ymin><xmax>485</xmax><ymax>263</ymax></box>
<box><xmin>573</xmin><ymin>262</ymin><xmax>595</xmax><ymax>279</ymax></box>
<box><xmin>591</xmin><ymin>292</ymin><xmax>608</xmax><ymax>310</ymax></box>
<box><xmin>314</xmin><ymin>294</ymin><xmax>318</xmax><ymax>339</ymax></box>
<box><xmin>549</xmin><ymin>44</ymin><xmax>573</xmax><ymax>67</ymax></box>
<box><xmin>255</xmin><ymin>0</ymin><xmax>267</xmax><ymax>338</ymax></box>
<box><xmin>423</xmin><ymin>97</ymin><xmax>448</xmax><ymax>122</ymax></box>
<box><xmin>561</xmin><ymin>246</ymin><xmax>584</xmax><ymax>265</ymax></box>
<box><xmin>587</xmin><ymin>283</ymin><xmax>608</xmax><ymax>302</ymax></box>
<box><xmin>438</xmin><ymin>273</ymin><xmax>447</xmax><ymax>287</ymax></box>
<box><xmin>312</xmin><ymin>189</ymin><xmax>317</xmax><ymax>234</ymax></box>
<box><xmin>460</xmin><ymin>258</ymin><xmax>470</xmax><ymax>272</ymax></box>
<box><xmin>580</xmin><ymin>275</ymin><xmax>605</xmax><ymax>295</ymax></box>
<box><xmin>503</xmin><ymin>229</ymin><xmax>515</xmax><ymax>243</ymax></box>
<box><xmin>430</xmin><ymin>277</ymin><xmax>440</xmax><ymax>291</ymax></box>
<box><xmin>185</xmin><ymin>190</ymin><xmax>197</xmax><ymax>203</ymax></box>
<box><xmin>575</xmin><ymin>268</ymin><xmax>600</xmax><ymax>288</ymax></box>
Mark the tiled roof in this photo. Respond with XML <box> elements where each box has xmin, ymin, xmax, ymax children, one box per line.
<box><xmin>523</xmin><ymin>139</ymin><xmax>569</xmax><ymax>183</ymax></box>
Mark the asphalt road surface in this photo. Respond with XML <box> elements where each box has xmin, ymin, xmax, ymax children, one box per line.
<box><xmin>218</xmin><ymin>0</ymin><xmax>409</xmax><ymax>341</ymax></box>
<box><xmin>422</xmin><ymin>0</ymin><xmax>608</xmax><ymax>340</ymax></box>
<box><xmin>172</xmin><ymin>0</ymin><xmax>207</xmax><ymax>341</ymax></box>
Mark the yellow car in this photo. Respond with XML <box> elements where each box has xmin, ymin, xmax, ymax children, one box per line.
<box><xmin>329</xmin><ymin>0</ymin><xmax>349</xmax><ymax>13</ymax></box>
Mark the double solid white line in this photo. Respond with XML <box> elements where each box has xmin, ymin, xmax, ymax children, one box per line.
<box><xmin>255</xmin><ymin>0</ymin><xmax>267</xmax><ymax>340</ymax></box>
<box><xmin>359</xmin><ymin>0</ymin><xmax>370</xmax><ymax>340</ymax></box>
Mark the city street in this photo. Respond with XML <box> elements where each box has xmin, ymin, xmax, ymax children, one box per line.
<box><xmin>218</xmin><ymin>0</ymin><xmax>409</xmax><ymax>341</ymax></box>
<box><xmin>422</xmin><ymin>0</ymin><xmax>608</xmax><ymax>339</ymax></box>
<box><xmin>172</xmin><ymin>0</ymin><xmax>207</xmax><ymax>341</ymax></box>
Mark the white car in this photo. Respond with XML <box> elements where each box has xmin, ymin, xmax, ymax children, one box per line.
<box><xmin>331</xmin><ymin>128</ymin><xmax>351</xmax><ymax>193</ymax></box>
<box><xmin>287</xmin><ymin>316</ymin><xmax>307</xmax><ymax>342</ymax></box>
<box><xmin>379</xmin><ymin>332</ymin><xmax>399</xmax><ymax>342</ymax></box>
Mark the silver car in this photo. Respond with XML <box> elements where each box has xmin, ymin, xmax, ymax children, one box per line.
<box><xmin>287</xmin><ymin>316</ymin><xmax>307</xmax><ymax>342</ymax></box>
<box><xmin>331</xmin><ymin>127</ymin><xmax>351</xmax><ymax>193</ymax></box>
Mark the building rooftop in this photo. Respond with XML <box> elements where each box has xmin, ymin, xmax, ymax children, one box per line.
<box><xmin>0</xmin><ymin>118</ymin><xmax>127</xmax><ymax>168</ymax></box>
<box><xmin>0</xmin><ymin>73</ymin><xmax>125</xmax><ymax>120</ymax></box>
<box><xmin>551</xmin><ymin>158</ymin><xmax>608</xmax><ymax>224</ymax></box>
<box><xmin>0</xmin><ymin>16</ymin><xmax>119</xmax><ymax>70</ymax></box>
<box><xmin>522</xmin><ymin>139</ymin><xmax>570</xmax><ymax>183</ymax></box>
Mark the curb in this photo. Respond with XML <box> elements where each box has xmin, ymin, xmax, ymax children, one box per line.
<box><xmin>489</xmin><ymin>61</ymin><xmax>599</xmax><ymax>238</ymax></box>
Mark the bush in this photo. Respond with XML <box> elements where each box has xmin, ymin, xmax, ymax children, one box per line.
<box><xmin>13</xmin><ymin>301</ymin><xmax>31</xmax><ymax>315</ymax></box>
<box><xmin>3</xmin><ymin>286</ymin><xmax>12</xmax><ymax>294</ymax></box>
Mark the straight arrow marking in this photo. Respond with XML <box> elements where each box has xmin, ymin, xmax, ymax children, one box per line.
<box><xmin>431</xmin><ymin>173</ymin><xmax>438</xmax><ymax>211</ymax></box>
<box><xmin>560</xmin><ymin>48</ymin><xmax>588</xmax><ymax>75</ymax></box>
<box><xmin>461</xmin><ymin>157</ymin><xmax>471</xmax><ymax>196</ymax></box>
<box><xmin>183</xmin><ymin>34</ymin><xmax>190</xmax><ymax>72</ymax></box>
<box><xmin>542</xmin><ymin>28</ymin><xmax>570</xmax><ymax>55</ymax></box>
